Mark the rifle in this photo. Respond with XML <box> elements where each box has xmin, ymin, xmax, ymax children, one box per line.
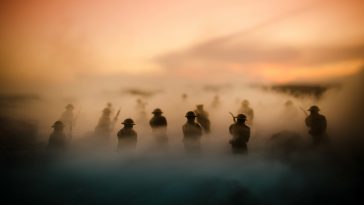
<box><xmin>229</xmin><ymin>112</ymin><xmax>236</xmax><ymax>123</ymax></box>
<box><xmin>299</xmin><ymin>106</ymin><xmax>308</xmax><ymax>116</ymax></box>
<box><xmin>113</xmin><ymin>108</ymin><xmax>121</xmax><ymax>122</ymax></box>
<box><xmin>111</xmin><ymin>107</ymin><xmax>121</xmax><ymax>132</ymax></box>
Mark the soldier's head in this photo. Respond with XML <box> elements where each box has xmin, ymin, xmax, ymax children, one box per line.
<box><xmin>122</xmin><ymin>118</ymin><xmax>135</xmax><ymax>128</ymax></box>
<box><xmin>152</xmin><ymin>108</ymin><xmax>163</xmax><ymax>116</ymax></box>
<box><xmin>196</xmin><ymin>104</ymin><xmax>204</xmax><ymax>110</ymax></box>
<box><xmin>107</xmin><ymin>102</ymin><xmax>112</xmax><ymax>108</ymax></box>
<box><xmin>182</xmin><ymin>93</ymin><xmax>188</xmax><ymax>99</ymax></box>
<box><xmin>52</xmin><ymin>120</ymin><xmax>65</xmax><ymax>131</ymax></box>
<box><xmin>185</xmin><ymin>111</ymin><xmax>197</xmax><ymax>121</ymax></box>
<box><xmin>285</xmin><ymin>100</ymin><xmax>293</xmax><ymax>107</ymax></box>
<box><xmin>242</xmin><ymin>100</ymin><xmax>249</xmax><ymax>107</ymax></box>
<box><xmin>308</xmin><ymin>105</ymin><xmax>320</xmax><ymax>114</ymax></box>
<box><xmin>235</xmin><ymin>114</ymin><xmax>247</xmax><ymax>123</ymax></box>
<box><xmin>65</xmin><ymin>104</ymin><xmax>74</xmax><ymax>110</ymax></box>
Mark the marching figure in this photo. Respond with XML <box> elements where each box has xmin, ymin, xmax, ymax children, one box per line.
<box><xmin>237</xmin><ymin>100</ymin><xmax>254</xmax><ymax>125</ymax></box>
<box><xmin>117</xmin><ymin>118</ymin><xmax>138</xmax><ymax>150</ymax></box>
<box><xmin>182</xmin><ymin>111</ymin><xmax>203</xmax><ymax>152</ymax></box>
<box><xmin>60</xmin><ymin>104</ymin><xmax>75</xmax><ymax>140</ymax></box>
<box><xmin>149</xmin><ymin>108</ymin><xmax>168</xmax><ymax>145</ymax></box>
<box><xmin>194</xmin><ymin>104</ymin><xmax>211</xmax><ymax>134</ymax></box>
<box><xmin>229</xmin><ymin>114</ymin><xmax>251</xmax><ymax>154</ymax></box>
<box><xmin>305</xmin><ymin>105</ymin><xmax>328</xmax><ymax>146</ymax></box>
<box><xmin>48</xmin><ymin>121</ymin><xmax>67</xmax><ymax>151</ymax></box>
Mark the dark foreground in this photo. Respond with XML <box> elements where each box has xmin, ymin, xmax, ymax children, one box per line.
<box><xmin>2</xmin><ymin>140</ymin><xmax>364</xmax><ymax>205</ymax></box>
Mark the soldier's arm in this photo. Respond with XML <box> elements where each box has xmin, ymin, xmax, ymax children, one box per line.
<box><xmin>305</xmin><ymin>117</ymin><xmax>311</xmax><ymax>127</ymax></box>
<box><xmin>229</xmin><ymin>125</ymin><xmax>234</xmax><ymax>134</ymax></box>
<box><xmin>117</xmin><ymin>129</ymin><xmax>123</xmax><ymax>137</ymax></box>
<box><xmin>163</xmin><ymin>117</ymin><xmax>167</xmax><ymax>126</ymax></box>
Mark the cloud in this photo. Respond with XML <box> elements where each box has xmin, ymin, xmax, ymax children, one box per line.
<box><xmin>155</xmin><ymin>36</ymin><xmax>364</xmax><ymax>68</ymax></box>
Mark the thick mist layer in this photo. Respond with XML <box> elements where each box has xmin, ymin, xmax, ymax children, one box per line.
<box><xmin>1</xmin><ymin>70</ymin><xmax>364</xmax><ymax>205</ymax></box>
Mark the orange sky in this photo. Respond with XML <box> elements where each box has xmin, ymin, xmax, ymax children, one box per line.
<box><xmin>1</xmin><ymin>0</ymin><xmax>364</xmax><ymax>91</ymax></box>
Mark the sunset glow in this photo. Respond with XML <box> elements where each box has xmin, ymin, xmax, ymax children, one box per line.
<box><xmin>1</xmin><ymin>0</ymin><xmax>364</xmax><ymax>90</ymax></box>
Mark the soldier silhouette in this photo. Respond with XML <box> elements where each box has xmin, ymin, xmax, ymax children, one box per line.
<box><xmin>182</xmin><ymin>111</ymin><xmax>203</xmax><ymax>152</ymax></box>
<box><xmin>135</xmin><ymin>99</ymin><xmax>147</xmax><ymax>123</ymax></box>
<box><xmin>229</xmin><ymin>114</ymin><xmax>250</xmax><ymax>154</ymax></box>
<box><xmin>48</xmin><ymin>121</ymin><xmax>67</xmax><ymax>151</ymax></box>
<box><xmin>194</xmin><ymin>104</ymin><xmax>211</xmax><ymax>134</ymax></box>
<box><xmin>211</xmin><ymin>95</ymin><xmax>221</xmax><ymax>108</ymax></box>
<box><xmin>181</xmin><ymin>93</ymin><xmax>188</xmax><ymax>101</ymax></box>
<box><xmin>117</xmin><ymin>118</ymin><xmax>137</xmax><ymax>150</ymax></box>
<box><xmin>149</xmin><ymin>108</ymin><xmax>168</xmax><ymax>145</ymax></box>
<box><xmin>238</xmin><ymin>100</ymin><xmax>254</xmax><ymax>125</ymax></box>
<box><xmin>305</xmin><ymin>105</ymin><xmax>328</xmax><ymax>145</ymax></box>
<box><xmin>94</xmin><ymin>108</ymin><xmax>113</xmax><ymax>143</ymax></box>
<box><xmin>106</xmin><ymin>102</ymin><xmax>114</xmax><ymax>115</ymax></box>
<box><xmin>60</xmin><ymin>104</ymin><xmax>74</xmax><ymax>140</ymax></box>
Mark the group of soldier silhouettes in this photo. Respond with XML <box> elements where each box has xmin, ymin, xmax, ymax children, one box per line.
<box><xmin>48</xmin><ymin>100</ymin><xmax>328</xmax><ymax>154</ymax></box>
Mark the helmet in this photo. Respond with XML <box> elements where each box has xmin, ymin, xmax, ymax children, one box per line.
<box><xmin>122</xmin><ymin>118</ymin><xmax>135</xmax><ymax>125</ymax></box>
<box><xmin>152</xmin><ymin>108</ymin><xmax>163</xmax><ymax>114</ymax></box>
<box><xmin>185</xmin><ymin>111</ymin><xmax>197</xmax><ymax>117</ymax></box>
<box><xmin>65</xmin><ymin>104</ymin><xmax>74</xmax><ymax>110</ymax></box>
<box><xmin>242</xmin><ymin>100</ymin><xmax>249</xmax><ymax>105</ymax></box>
<box><xmin>285</xmin><ymin>100</ymin><xmax>293</xmax><ymax>106</ymax></box>
<box><xmin>52</xmin><ymin>120</ymin><xmax>64</xmax><ymax>128</ymax></box>
<box><xmin>308</xmin><ymin>105</ymin><xmax>320</xmax><ymax>112</ymax></box>
<box><xmin>235</xmin><ymin>114</ymin><xmax>247</xmax><ymax>120</ymax></box>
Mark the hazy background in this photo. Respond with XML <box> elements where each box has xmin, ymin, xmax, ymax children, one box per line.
<box><xmin>1</xmin><ymin>0</ymin><xmax>364</xmax><ymax>204</ymax></box>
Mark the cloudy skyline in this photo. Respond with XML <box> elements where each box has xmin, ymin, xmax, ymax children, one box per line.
<box><xmin>1</xmin><ymin>0</ymin><xmax>364</xmax><ymax>91</ymax></box>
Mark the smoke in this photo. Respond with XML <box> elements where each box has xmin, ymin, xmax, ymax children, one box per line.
<box><xmin>1</xmin><ymin>68</ymin><xmax>364</xmax><ymax>204</ymax></box>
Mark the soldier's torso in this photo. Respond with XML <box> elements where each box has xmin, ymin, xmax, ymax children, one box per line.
<box><xmin>150</xmin><ymin>116</ymin><xmax>167</xmax><ymax>128</ymax></box>
<box><xmin>229</xmin><ymin>123</ymin><xmax>250</xmax><ymax>143</ymax></box>
<box><xmin>48</xmin><ymin>132</ymin><xmax>67</xmax><ymax>148</ymax></box>
<box><xmin>306</xmin><ymin>114</ymin><xmax>326</xmax><ymax>135</ymax></box>
<box><xmin>183</xmin><ymin>122</ymin><xmax>202</xmax><ymax>139</ymax></box>
<box><xmin>118</xmin><ymin>128</ymin><xmax>137</xmax><ymax>139</ymax></box>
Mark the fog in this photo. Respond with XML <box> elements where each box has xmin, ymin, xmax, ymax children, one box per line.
<box><xmin>1</xmin><ymin>69</ymin><xmax>364</xmax><ymax>204</ymax></box>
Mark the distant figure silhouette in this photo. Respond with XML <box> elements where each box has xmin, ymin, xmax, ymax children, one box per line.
<box><xmin>94</xmin><ymin>108</ymin><xmax>113</xmax><ymax>142</ymax></box>
<box><xmin>194</xmin><ymin>104</ymin><xmax>211</xmax><ymax>134</ymax></box>
<box><xmin>135</xmin><ymin>98</ymin><xmax>147</xmax><ymax>123</ymax></box>
<box><xmin>281</xmin><ymin>100</ymin><xmax>299</xmax><ymax>129</ymax></box>
<box><xmin>229</xmin><ymin>114</ymin><xmax>250</xmax><ymax>154</ymax></box>
<box><xmin>60</xmin><ymin>104</ymin><xmax>74</xmax><ymax>140</ymax></box>
<box><xmin>305</xmin><ymin>105</ymin><xmax>328</xmax><ymax>145</ymax></box>
<box><xmin>149</xmin><ymin>108</ymin><xmax>168</xmax><ymax>145</ymax></box>
<box><xmin>48</xmin><ymin>121</ymin><xmax>67</xmax><ymax>151</ymax></box>
<box><xmin>211</xmin><ymin>95</ymin><xmax>221</xmax><ymax>108</ymax></box>
<box><xmin>284</xmin><ymin>100</ymin><xmax>298</xmax><ymax>118</ymax></box>
<box><xmin>117</xmin><ymin>118</ymin><xmax>137</xmax><ymax>150</ymax></box>
<box><xmin>238</xmin><ymin>100</ymin><xmax>254</xmax><ymax>125</ymax></box>
<box><xmin>106</xmin><ymin>102</ymin><xmax>114</xmax><ymax>115</ymax></box>
<box><xmin>182</xmin><ymin>111</ymin><xmax>202</xmax><ymax>152</ymax></box>
<box><xmin>181</xmin><ymin>93</ymin><xmax>188</xmax><ymax>101</ymax></box>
